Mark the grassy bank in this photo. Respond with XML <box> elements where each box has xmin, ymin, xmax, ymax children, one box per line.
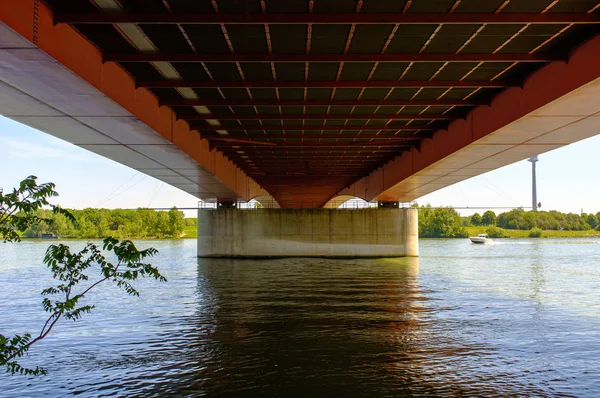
<box><xmin>182</xmin><ymin>224</ymin><xmax>198</xmax><ymax>238</ymax></box>
<box><xmin>465</xmin><ymin>226</ymin><xmax>600</xmax><ymax>238</ymax></box>
<box><xmin>182</xmin><ymin>224</ymin><xmax>599</xmax><ymax>240</ymax></box>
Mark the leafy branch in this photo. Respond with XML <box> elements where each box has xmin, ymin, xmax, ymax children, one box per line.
<box><xmin>0</xmin><ymin>238</ymin><xmax>165</xmax><ymax>376</ymax></box>
<box><xmin>0</xmin><ymin>176</ymin><xmax>165</xmax><ymax>376</ymax></box>
<box><xmin>0</xmin><ymin>175</ymin><xmax>74</xmax><ymax>242</ymax></box>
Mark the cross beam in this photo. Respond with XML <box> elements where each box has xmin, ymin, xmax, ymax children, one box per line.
<box><xmin>195</xmin><ymin>125</ymin><xmax>430</xmax><ymax>132</ymax></box>
<box><xmin>201</xmin><ymin>132</ymin><xmax>429</xmax><ymax>139</ymax></box>
<box><xmin>249</xmin><ymin>174</ymin><xmax>370</xmax><ymax>177</ymax></box>
<box><xmin>210</xmin><ymin>139</ymin><xmax>417</xmax><ymax>147</ymax></box>
<box><xmin>138</xmin><ymin>79</ymin><xmax>511</xmax><ymax>88</ymax></box>
<box><xmin>180</xmin><ymin>113</ymin><xmax>452</xmax><ymax>121</ymax></box>
<box><xmin>106</xmin><ymin>52</ymin><xmax>560</xmax><ymax>63</ymax></box>
<box><xmin>160</xmin><ymin>99</ymin><xmax>484</xmax><ymax>107</ymax></box>
<box><xmin>216</xmin><ymin>147</ymin><xmax>404</xmax><ymax>152</ymax></box>
<box><xmin>54</xmin><ymin>13</ymin><xmax>600</xmax><ymax>25</ymax></box>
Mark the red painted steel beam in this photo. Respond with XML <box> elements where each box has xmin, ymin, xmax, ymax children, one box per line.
<box><xmin>237</xmin><ymin>164</ymin><xmax>389</xmax><ymax>167</ymax></box>
<box><xmin>54</xmin><ymin>13</ymin><xmax>600</xmax><ymax>25</ymax></box>
<box><xmin>247</xmin><ymin>165</ymin><xmax>377</xmax><ymax>169</ymax></box>
<box><xmin>219</xmin><ymin>152</ymin><xmax>401</xmax><ymax>156</ymax></box>
<box><xmin>246</xmin><ymin>161</ymin><xmax>383</xmax><ymax>164</ymax></box>
<box><xmin>240</xmin><ymin>162</ymin><xmax>384</xmax><ymax>166</ymax></box>
<box><xmin>208</xmin><ymin>137</ymin><xmax>277</xmax><ymax>146</ymax></box>
<box><xmin>106</xmin><ymin>52</ymin><xmax>560</xmax><ymax>63</ymax></box>
<box><xmin>211</xmin><ymin>139</ymin><xmax>415</xmax><ymax>147</ymax></box>
<box><xmin>229</xmin><ymin>160</ymin><xmax>393</xmax><ymax>163</ymax></box>
<box><xmin>224</xmin><ymin>158</ymin><xmax>397</xmax><ymax>161</ymax></box>
<box><xmin>243</xmin><ymin>170</ymin><xmax>383</xmax><ymax>173</ymax></box>
<box><xmin>160</xmin><ymin>99</ymin><xmax>484</xmax><ymax>107</ymax></box>
<box><xmin>218</xmin><ymin>143</ymin><xmax>415</xmax><ymax>147</ymax></box>
<box><xmin>247</xmin><ymin>170</ymin><xmax>367</xmax><ymax>179</ymax></box>
<box><xmin>181</xmin><ymin>113</ymin><xmax>452</xmax><ymax>121</ymax></box>
<box><xmin>222</xmin><ymin>151</ymin><xmax>394</xmax><ymax>157</ymax></box>
<box><xmin>201</xmin><ymin>133</ymin><xmax>426</xmax><ymax>139</ymax></box>
<box><xmin>239</xmin><ymin>166</ymin><xmax>388</xmax><ymax>170</ymax></box>
<box><xmin>228</xmin><ymin>159</ymin><xmax>393</xmax><ymax>162</ymax></box>
<box><xmin>238</xmin><ymin>167</ymin><xmax>382</xmax><ymax>172</ymax></box>
<box><xmin>216</xmin><ymin>146</ymin><xmax>402</xmax><ymax>150</ymax></box>
<box><xmin>196</xmin><ymin>125</ymin><xmax>428</xmax><ymax>131</ymax></box>
<box><xmin>138</xmin><ymin>79</ymin><xmax>511</xmax><ymax>88</ymax></box>
<box><xmin>230</xmin><ymin>156</ymin><xmax>397</xmax><ymax>161</ymax></box>
<box><xmin>222</xmin><ymin>154</ymin><xmax>395</xmax><ymax>159</ymax></box>
<box><xmin>246</xmin><ymin>171</ymin><xmax>380</xmax><ymax>176</ymax></box>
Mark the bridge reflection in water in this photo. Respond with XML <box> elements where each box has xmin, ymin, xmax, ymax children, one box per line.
<box><xmin>194</xmin><ymin>257</ymin><xmax>424</xmax><ymax>396</ymax></box>
<box><xmin>3</xmin><ymin>240</ymin><xmax>598</xmax><ymax>396</ymax></box>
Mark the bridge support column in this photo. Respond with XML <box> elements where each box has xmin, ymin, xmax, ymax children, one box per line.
<box><xmin>197</xmin><ymin>208</ymin><xmax>418</xmax><ymax>258</ymax></box>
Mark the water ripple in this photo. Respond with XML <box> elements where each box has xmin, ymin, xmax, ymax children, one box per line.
<box><xmin>1</xmin><ymin>239</ymin><xmax>599</xmax><ymax>396</ymax></box>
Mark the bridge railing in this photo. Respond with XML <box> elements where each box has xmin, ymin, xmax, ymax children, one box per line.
<box><xmin>198</xmin><ymin>200</ymin><xmax>415</xmax><ymax>209</ymax></box>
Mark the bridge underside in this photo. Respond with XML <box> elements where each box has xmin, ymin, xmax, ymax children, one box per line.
<box><xmin>1</xmin><ymin>1</ymin><xmax>600</xmax><ymax>209</ymax></box>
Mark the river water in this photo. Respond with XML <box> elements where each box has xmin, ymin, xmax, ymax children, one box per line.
<box><xmin>1</xmin><ymin>238</ymin><xmax>599</xmax><ymax>397</ymax></box>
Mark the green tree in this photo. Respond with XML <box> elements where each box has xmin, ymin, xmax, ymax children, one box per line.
<box><xmin>470</xmin><ymin>212</ymin><xmax>482</xmax><ymax>226</ymax></box>
<box><xmin>0</xmin><ymin>176</ymin><xmax>165</xmax><ymax>376</ymax></box>
<box><xmin>582</xmin><ymin>213</ymin><xmax>597</xmax><ymax>230</ymax></box>
<box><xmin>418</xmin><ymin>206</ymin><xmax>468</xmax><ymax>238</ymax></box>
<box><xmin>168</xmin><ymin>207</ymin><xmax>184</xmax><ymax>237</ymax></box>
<box><xmin>482</xmin><ymin>210</ymin><xmax>496</xmax><ymax>226</ymax></box>
<box><xmin>155</xmin><ymin>211</ymin><xmax>170</xmax><ymax>238</ymax></box>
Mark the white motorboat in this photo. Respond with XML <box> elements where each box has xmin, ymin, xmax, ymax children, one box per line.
<box><xmin>469</xmin><ymin>233</ymin><xmax>493</xmax><ymax>244</ymax></box>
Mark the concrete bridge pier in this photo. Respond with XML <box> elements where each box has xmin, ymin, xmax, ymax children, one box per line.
<box><xmin>197</xmin><ymin>208</ymin><xmax>418</xmax><ymax>258</ymax></box>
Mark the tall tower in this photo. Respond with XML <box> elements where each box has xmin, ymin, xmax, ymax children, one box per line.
<box><xmin>528</xmin><ymin>156</ymin><xmax>539</xmax><ymax>211</ymax></box>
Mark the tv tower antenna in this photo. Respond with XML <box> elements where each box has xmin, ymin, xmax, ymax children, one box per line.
<box><xmin>528</xmin><ymin>156</ymin><xmax>539</xmax><ymax>211</ymax></box>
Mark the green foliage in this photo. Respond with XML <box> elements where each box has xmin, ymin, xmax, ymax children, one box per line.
<box><xmin>168</xmin><ymin>207</ymin><xmax>185</xmax><ymax>237</ymax></box>
<box><xmin>1</xmin><ymin>237</ymin><xmax>165</xmax><ymax>376</ymax></box>
<box><xmin>583</xmin><ymin>213</ymin><xmax>598</xmax><ymax>230</ymax></box>
<box><xmin>183</xmin><ymin>218</ymin><xmax>197</xmax><ymax>227</ymax></box>
<box><xmin>482</xmin><ymin>210</ymin><xmax>496</xmax><ymax>226</ymax></box>
<box><xmin>528</xmin><ymin>227</ymin><xmax>543</xmax><ymax>238</ymax></box>
<box><xmin>0</xmin><ymin>334</ymin><xmax>45</xmax><ymax>376</ymax></box>
<box><xmin>467</xmin><ymin>226</ymin><xmax>600</xmax><ymax>238</ymax></box>
<box><xmin>0</xmin><ymin>176</ymin><xmax>73</xmax><ymax>242</ymax></box>
<box><xmin>459</xmin><ymin>216</ymin><xmax>471</xmax><ymax>227</ymax></box>
<box><xmin>1</xmin><ymin>176</ymin><xmax>165</xmax><ymax>376</ymax></box>
<box><xmin>418</xmin><ymin>205</ymin><xmax>468</xmax><ymax>238</ymax></box>
<box><xmin>497</xmin><ymin>208</ymin><xmax>592</xmax><ymax>231</ymax></box>
<box><xmin>485</xmin><ymin>225</ymin><xmax>506</xmax><ymax>238</ymax></box>
<box><xmin>21</xmin><ymin>207</ymin><xmax>186</xmax><ymax>239</ymax></box>
<box><xmin>470</xmin><ymin>212</ymin><xmax>482</xmax><ymax>226</ymax></box>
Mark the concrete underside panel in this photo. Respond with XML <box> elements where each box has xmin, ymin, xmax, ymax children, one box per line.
<box><xmin>340</xmin><ymin>35</ymin><xmax>600</xmax><ymax>203</ymax></box>
<box><xmin>0</xmin><ymin>9</ymin><xmax>267</xmax><ymax>202</ymax></box>
<box><xmin>197</xmin><ymin>208</ymin><xmax>418</xmax><ymax>258</ymax></box>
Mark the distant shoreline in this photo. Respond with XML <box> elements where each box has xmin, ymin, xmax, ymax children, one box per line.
<box><xmin>464</xmin><ymin>227</ymin><xmax>600</xmax><ymax>239</ymax></box>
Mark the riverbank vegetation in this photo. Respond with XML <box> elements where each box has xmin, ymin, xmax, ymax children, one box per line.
<box><xmin>20</xmin><ymin>208</ymin><xmax>189</xmax><ymax>239</ymax></box>
<box><xmin>465</xmin><ymin>226</ymin><xmax>600</xmax><ymax>238</ymax></box>
<box><xmin>417</xmin><ymin>205</ymin><xmax>600</xmax><ymax>239</ymax></box>
<box><xmin>460</xmin><ymin>208</ymin><xmax>600</xmax><ymax>238</ymax></box>
<box><xmin>16</xmin><ymin>202</ymin><xmax>600</xmax><ymax>241</ymax></box>
<box><xmin>417</xmin><ymin>206</ymin><xmax>468</xmax><ymax>238</ymax></box>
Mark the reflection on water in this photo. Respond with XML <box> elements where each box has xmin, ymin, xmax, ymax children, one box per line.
<box><xmin>1</xmin><ymin>239</ymin><xmax>600</xmax><ymax>396</ymax></box>
<box><xmin>196</xmin><ymin>257</ymin><xmax>422</xmax><ymax>397</ymax></box>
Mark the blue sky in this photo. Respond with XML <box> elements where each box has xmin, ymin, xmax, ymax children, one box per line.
<box><xmin>1</xmin><ymin>115</ymin><xmax>599</xmax><ymax>216</ymax></box>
